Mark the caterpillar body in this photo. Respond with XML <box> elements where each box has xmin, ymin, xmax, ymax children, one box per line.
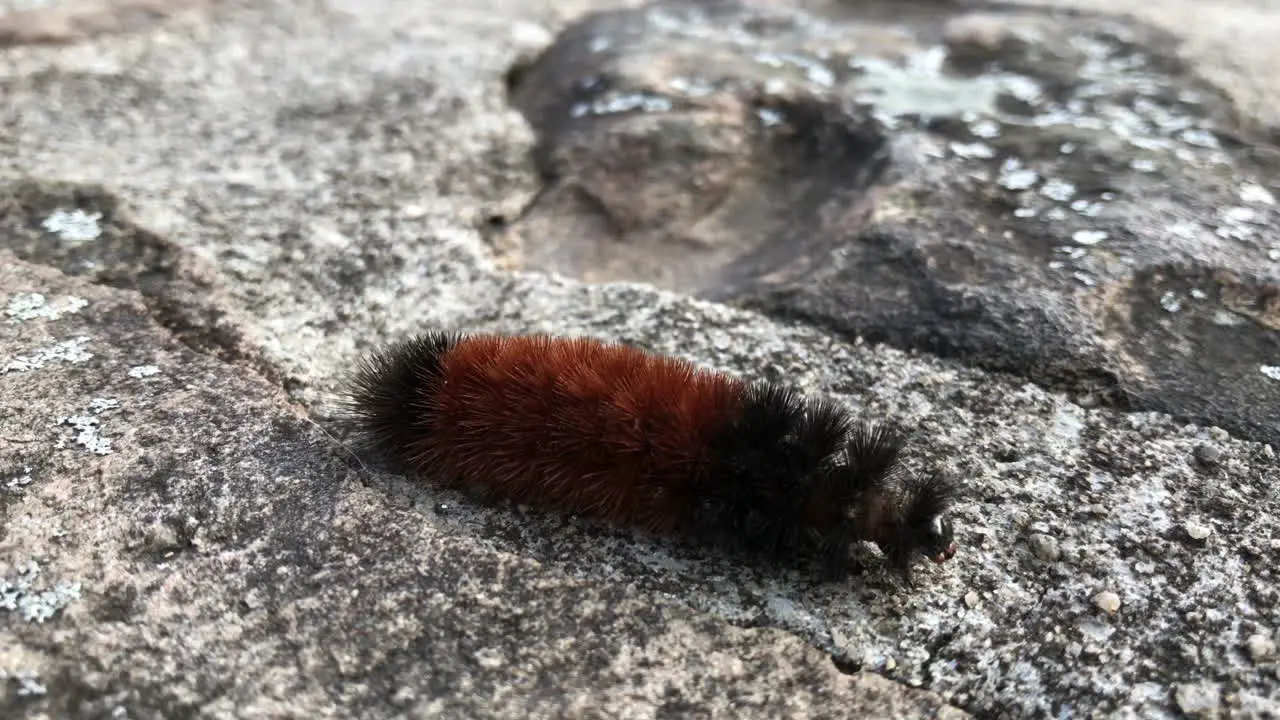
<box><xmin>346</xmin><ymin>332</ymin><xmax>959</xmax><ymax>581</ymax></box>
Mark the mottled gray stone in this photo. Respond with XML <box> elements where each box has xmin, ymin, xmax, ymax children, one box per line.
<box><xmin>0</xmin><ymin>0</ymin><xmax>209</xmax><ymax>47</ymax></box>
<box><xmin>1</xmin><ymin>0</ymin><xmax>1279</xmax><ymax>718</ymax></box>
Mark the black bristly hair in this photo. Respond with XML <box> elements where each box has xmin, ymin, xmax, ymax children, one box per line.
<box><xmin>345</xmin><ymin>332</ymin><xmax>461</xmax><ymax>471</ymax></box>
<box><xmin>694</xmin><ymin>381</ymin><xmax>959</xmax><ymax>582</ymax></box>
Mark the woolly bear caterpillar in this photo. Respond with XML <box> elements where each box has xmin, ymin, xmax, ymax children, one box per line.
<box><xmin>346</xmin><ymin>332</ymin><xmax>959</xmax><ymax>582</ymax></box>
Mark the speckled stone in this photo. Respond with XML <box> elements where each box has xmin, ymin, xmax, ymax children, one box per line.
<box><xmin>1174</xmin><ymin>682</ymin><xmax>1222</xmax><ymax>717</ymax></box>
<box><xmin>2</xmin><ymin>0</ymin><xmax>1279</xmax><ymax>718</ymax></box>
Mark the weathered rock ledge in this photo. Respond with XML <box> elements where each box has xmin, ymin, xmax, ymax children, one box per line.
<box><xmin>2</xmin><ymin>0</ymin><xmax>1278</xmax><ymax>718</ymax></box>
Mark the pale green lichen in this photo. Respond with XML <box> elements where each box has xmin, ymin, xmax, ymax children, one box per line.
<box><xmin>127</xmin><ymin>364</ymin><xmax>161</xmax><ymax>379</ymax></box>
<box><xmin>4</xmin><ymin>293</ymin><xmax>89</xmax><ymax>324</ymax></box>
<box><xmin>41</xmin><ymin>208</ymin><xmax>103</xmax><ymax>245</ymax></box>
<box><xmin>2</xmin><ymin>336</ymin><xmax>93</xmax><ymax>373</ymax></box>
<box><xmin>57</xmin><ymin>414</ymin><xmax>113</xmax><ymax>455</ymax></box>
<box><xmin>0</xmin><ymin>561</ymin><xmax>82</xmax><ymax>623</ymax></box>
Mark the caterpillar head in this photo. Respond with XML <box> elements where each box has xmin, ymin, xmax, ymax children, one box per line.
<box><xmin>880</xmin><ymin>470</ymin><xmax>961</xmax><ymax>577</ymax></box>
<box><xmin>919</xmin><ymin>510</ymin><xmax>957</xmax><ymax>564</ymax></box>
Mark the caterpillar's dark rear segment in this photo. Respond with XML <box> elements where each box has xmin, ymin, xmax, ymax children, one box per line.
<box><xmin>697</xmin><ymin>382</ymin><xmax>897</xmax><ymax>579</ymax></box>
<box><xmin>345</xmin><ymin>331</ymin><xmax>461</xmax><ymax>471</ymax></box>
<box><xmin>697</xmin><ymin>381</ymin><xmax>959</xmax><ymax>581</ymax></box>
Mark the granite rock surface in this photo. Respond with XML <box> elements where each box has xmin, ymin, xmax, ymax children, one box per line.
<box><xmin>2</xmin><ymin>0</ymin><xmax>1279</xmax><ymax>718</ymax></box>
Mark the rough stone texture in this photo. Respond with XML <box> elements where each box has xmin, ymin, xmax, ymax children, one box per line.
<box><xmin>0</xmin><ymin>180</ymin><xmax>275</xmax><ymax>380</ymax></box>
<box><xmin>1</xmin><ymin>255</ymin><xmax>969</xmax><ymax>719</ymax></box>
<box><xmin>2</xmin><ymin>0</ymin><xmax>1280</xmax><ymax>718</ymax></box>
<box><xmin>505</xmin><ymin>0</ymin><xmax>1280</xmax><ymax>449</ymax></box>
<box><xmin>1012</xmin><ymin>0</ymin><xmax>1280</xmax><ymax>140</ymax></box>
<box><xmin>0</xmin><ymin>0</ymin><xmax>210</xmax><ymax>47</ymax></box>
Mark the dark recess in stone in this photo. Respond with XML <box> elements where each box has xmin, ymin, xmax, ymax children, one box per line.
<box><xmin>830</xmin><ymin>655</ymin><xmax>863</xmax><ymax>676</ymax></box>
<box><xmin>500</xmin><ymin>0</ymin><xmax>1280</xmax><ymax>448</ymax></box>
<box><xmin>0</xmin><ymin>180</ymin><xmax>281</xmax><ymax>385</ymax></box>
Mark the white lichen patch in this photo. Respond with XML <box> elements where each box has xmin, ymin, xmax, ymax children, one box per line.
<box><xmin>5</xmin><ymin>467</ymin><xmax>34</xmax><ymax>491</ymax></box>
<box><xmin>127</xmin><ymin>364</ymin><xmax>161</xmax><ymax>379</ymax></box>
<box><xmin>1040</xmin><ymin>178</ymin><xmax>1076</xmax><ymax>202</ymax></box>
<box><xmin>58</xmin><ymin>415</ymin><xmax>113</xmax><ymax>455</ymax></box>
<box><xmin>1215</xmin><ymin>206</ymin><xmax>1260</xmax><ymax>240</ymax></box>
<box><xmin>752</xmin><ymin>51</ymin><xmax>835</xmax><ymax>88</ymax></box>
<box><xmin>1071</xmin><ymin>199</ymin><xmax>1106</xmax><ymax>217</ymax></box>
<box><xmin>0</xmin><ymin>561</ymin><xmax>82</xmax><ymax>623</ymax></box>
<box><xmin>41</xmin><ymin>208</ymin><xmax>104</xmax><ymax>245</ymax></box>
<box><xmin>2</xmin><ymin>336</ymin><xmax>93</xmax><ymax>373</ymax></box>
<box><xmin>89</xmin><ymin>397</ymin><xmax>120</xmax><ymax>413</ymax></box>
<box><xmin>4</xmin><ymin>293</ymin><xmax>89</xmax><ymax>323</ymax></box>
<box><xmin>998</xmin><ymin>158</ymin><xmax>1039</xmax><ymax>191</ymax></box>
<box><xmin>849</xmin><ymin>45</ymin><xmax>1040</xmax><ymax>124</ymax></box>
<box><xmin>970</xmin><ymin>118</ymin><xmax>1001</xmax><ymax>139</ymax></box>
<box><xmin>16</xmin><ymin>674</ymin><xmax>47</xmax><ymax>696</ymax></box>
<box><xmin>0</xmin><ymin>669</ymin><xmax>48</xmax><ymax>697</ymax></box>
<box><xmin>951</xmin><ymin>141</ymin><xmax>996</xmax><ymax>159</ymax></box>
<box><xmin>570</xmin><ymin>92</ymin><xmax>673</xmax><ymax>118</ymax></box>
<box><xmin>1177</xmin><ymin>128</ymin><xmax>1219</xmax><ymax>149</ymax></box>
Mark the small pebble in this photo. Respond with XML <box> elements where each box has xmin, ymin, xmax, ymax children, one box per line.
<box><xmin>1193</xmin><ymin>444</ymin><xmax>1221</xmax><ymax>466</ymax></box>
<box><xmin>884</xmin><ymin>656</ymin><xmax>897</xmax><ymax>671</ymax></box>
<box><xmin>143</xmin><ymin>522</ymin><xmax>179</xmax><ymax>550</ymax></box>
<box><xmin>509</xmin><ymin>21</ymin><xmax>553</xmax><ymax>48</ymax></box>
<box><xmin>1185</xmin><ymin>521</ymin><xmax>1212</xmax><ymax>541</ymax></box>
<box><xmin>1174</xmin><ymin>682</ymin><xmax>1221</xmax><ymax>716</ymax></box>
<box><xmin>1076</xmin><ymin>393</ymin><xmax>1100</xmax><ymax>408</ymax></box>
<box><xmin>1247</xmin><ymin>634</ymin><xmax>1276</xmax><ymax>662</ymax></box>
<box><xmin>1093</xmin><ymin>591</ymin><xmax>1121</xmax><ymax>614</ymax></box>
<box><xmin>964</xmin><ymin>591</ymin><xmax>980</xmax><ymax>608</ymax></box>
<box><xmin>1028</xmin><ymin>533</ymin><xmax>1062</xmax><ymax>562</ymax></box>
<box><xmin>1072</xmin><ymin>230</ymin><xmax>1108</xmax><ymax>245</ymax></box>
<box><xmin>391</xmin><ymin>686</ymin><xmax>417</xmax><ymax>706</ymax></box>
